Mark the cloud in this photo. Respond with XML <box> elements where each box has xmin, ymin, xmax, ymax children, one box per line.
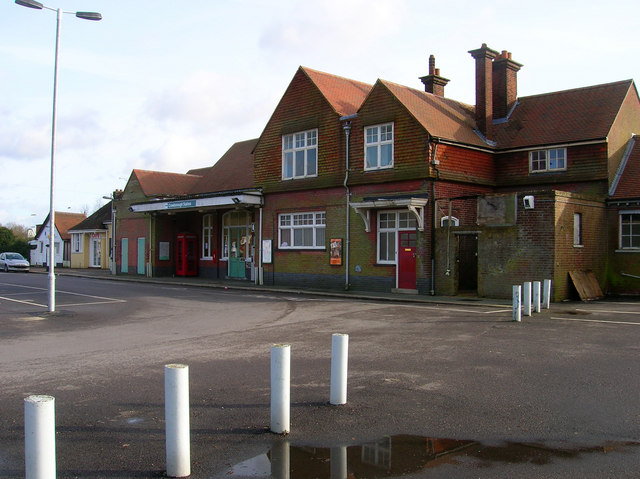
<box><xmin>259</xmin><ymin>0</ymin><xmax>407</xmax><ymax>58</ymax></box>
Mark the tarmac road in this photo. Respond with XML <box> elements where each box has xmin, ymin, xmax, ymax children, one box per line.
<box><xmin>0</xmin><ymin>273</ymin><xmax>639</xmax><ymax>478</ymax></box>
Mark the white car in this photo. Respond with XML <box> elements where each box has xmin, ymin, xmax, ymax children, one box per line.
<box><xmin>0</xmin><ymin>252</ymin><xmax>30</xmax><ymax>272</ymax></box>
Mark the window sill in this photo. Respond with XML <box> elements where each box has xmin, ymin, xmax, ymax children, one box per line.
<box><xmin>573</xmin><ymin>245</ymin><xmax>584</xmax><ymax>249</ymax></box>
<box><xmin>615</xmin><ymin>249</ymin><xmax>640</xmax><ymax>253</ymax></box>
<box><xmin>278</xmin><ymin>248</ymin><xmax>326</xmax><ymax>252</ymax></box>
<box><xmin>364</xmin><ymin>166</ymin><xmax>394</xmax><ymax>172</ymax></box>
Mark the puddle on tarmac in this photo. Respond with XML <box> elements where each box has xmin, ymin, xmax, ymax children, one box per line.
<box><xmin>223</xmin><ymin>435</ymin><xmax>639</xmax><ymax>478</ymax></box>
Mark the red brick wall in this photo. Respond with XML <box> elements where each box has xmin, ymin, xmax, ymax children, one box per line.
<box><xmin>496</xmin><ymin>143</ymin><xmax>609</xmax><ymax>192</ymax></box>
<box><xmin>254</xmin><ymin>68</ymin><xmax>346</xmax><ymax>194</ymax></box>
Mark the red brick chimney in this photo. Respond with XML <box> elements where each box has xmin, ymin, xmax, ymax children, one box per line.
<box><xmin>468</xmin><ymin>43</ymin><xmax>499</xmax><ymax>139</ymax></box>
<box><xmin>420</xmin><ymin>54</ymin><xmax>450</xmax><ymax>97</ymax></box>
<box><xmin>492</xmin><ymin>50</ymin><xmax>522</xmax><ymax>119</ymax></box>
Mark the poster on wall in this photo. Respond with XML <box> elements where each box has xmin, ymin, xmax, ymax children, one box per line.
<box><xmin>330</xmin><ymin>238</ymin><xmax>342</xmax><ymax>266</ymax></box>
<box><xmin>159</xmin><ymin>242</ymin><xmax>170</xmax><ymax>261</ymax></box>
<box><xmin>262</xmin><ymin>239</ymin><xmax>272</xmax><ymax>264</ymax></box>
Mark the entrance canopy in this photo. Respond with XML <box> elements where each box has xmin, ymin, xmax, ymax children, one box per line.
<box><xmin>130</xmin><ymin>190</ymin><xmax>263</xmax><ymax>213</ymax></box>
<box><xmin>350</xmin><ymin>196</ymin><xmax>428</xmax><ymax>232</ymax></box>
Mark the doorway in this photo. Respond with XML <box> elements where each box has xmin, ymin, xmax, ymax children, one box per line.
<box><xmin>397</xmin><ymin>230</ymin><xmax>417</xmax><ymax>290</ymax></box>
<box><xmin>89</xmin><ymin>235</ymin><xmax>102</xmax><ymax>268</ymax></box>
<box><xmin>457</xmin><ymin>234</ymin><xmax>478</xmax><ymax>293</ymax></box>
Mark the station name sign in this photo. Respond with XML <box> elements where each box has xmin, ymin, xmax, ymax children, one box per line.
<box><xmin>166</xmin><ymin>200</ymin><xmax>196</xmax><ymax>210</ymax></box>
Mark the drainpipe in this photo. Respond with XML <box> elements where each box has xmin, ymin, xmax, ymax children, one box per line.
<box><xmin>148</xmin><ymin>213</ymin><xmax>154</xmax><ymax>277</ymax></box>
<box><xmin>258</xmin><ymin>206</ymin><xmax>263</xmax><ymax>285</ymax></box>
<box><xmin>341</xmin><ymin>115</ymin><xmax>356</xmax><ymax>290</ymax></box>
<box><xmin>430</xmin><ymin>137</ymin><xmax>441</xmax><ymax>295</ymax></box>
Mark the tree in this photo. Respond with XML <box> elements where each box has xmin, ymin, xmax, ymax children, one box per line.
<box><xmin>0</xmin><ymin>224</ymin><xmax>31</xmax><ymax>258</ymax></box>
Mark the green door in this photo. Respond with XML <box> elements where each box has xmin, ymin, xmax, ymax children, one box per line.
<box><xmin>121</xmin><ymin>238</ymin><xmax>128</xmax><ymax>273</ymax></box>
<box><xmin>137</xmin><ymin>237</ymin><xmax>145</xmax><ymax>275</ymax></box>
<box><xmin>228</xmin><ymin>227</ymin><xmax>246</xmax><ymax>278</ymax></box>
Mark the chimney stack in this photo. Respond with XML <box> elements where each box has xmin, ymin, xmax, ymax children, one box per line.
<box><xmin>492</xmin><ymin>50</ymin><xmax>522</xmax><ymax>119</ymax></box>
<box><xmin>420</xmin><ymin>54</ymin><xmax>450</xmax><ymax>97</ymax></box>
<box><xmin>468</xmin><ymin>43</ymin><xmax>498</xmax><ymax>139</ymax></box>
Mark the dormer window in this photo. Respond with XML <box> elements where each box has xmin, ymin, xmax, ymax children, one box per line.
<box><xmin>530</xmin><ymin>148</ymin><xmax>566</xmax><ymax>173</ymax></box>
<box><xmin>282</xmin><ymin>129</ymin><xmax>317</xmax><ymax>180</ymax></box>
<box><xmin>365</xmin><ymin>123</ymin><xmax>394</xmax><ymax>170</ymax></box>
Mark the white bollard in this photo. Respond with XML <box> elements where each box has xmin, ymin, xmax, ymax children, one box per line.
<box><xmin>330</xmin><ymin>334</ymin><xmax>349</xmax><ymax>405</ymax></box>
<box><xmin>165</xmin><ymin>364</ymin><xmax>190</xmax><ymax>478</ymax></box>
<box><xmin>25</xmin><ymin>395</ymin><xmax>56</xmax><ymax>479</ymax></box>
<box><xmin>523</xmin><ymin>282</ymin><xmax>532</xmax><ymax>316</ymax></box>
<box><xmin>271</xmin><ymin>344</ymin><xmax>291</xmax><ymax>434</ymax></box>
<box><xmin>543</xmin><ymin>279</ymin><xmax>552</xmax><ymax>309</ymax></box>
<box><xmin>533</xmin><ymin>281</ymin><xmax>541</xmax><ymax>313</ymax></box>
<box><xmin>512</xmin><ymin>285</ymin><xmax>521</xmax><ymax>322</ymax></box>
<box><xmin>330</xmin><ymin>446</ymin><xmax>348</xmax><ymax>479</ymax></box>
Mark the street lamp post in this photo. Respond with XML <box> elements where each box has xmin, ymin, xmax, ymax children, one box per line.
<box><xmin>103</xmin><ymin>195</ymin><xmax>116</xmax><ymax>275</ymax></box>
<box><xmin>15</xmin><ymin>0</ymin><xmax>102</xmax><ymax>313</ymax></box>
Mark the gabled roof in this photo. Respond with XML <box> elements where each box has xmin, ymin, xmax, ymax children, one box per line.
<box><xmin>36</xmin><ymin>211</ymin><xmax>87</xmax><ymax>241</ymax></box>
<box><xmin>132</xmin><ymin>169</ymin><xmax>202</xmax><ymax>197</ymax></box>
<box><xmin>190</xmin><ymin>139</ymin><xmax>258</xmax><ymax>194</ymax></box>
<box><xmin>68</xmin><ymin>202</ymin><xmax>112</xmax><ymax>232</ymax></box>
<box><xmin>495</xmin><ymin>80</ymin><xmax>635</xmax><ymax>149</ymax></box>
<box><xmin>610</xmin><ymin>135</ymin><xmax>640</xmax><ymax>200</ymax></box>
<box><xmin>302</xmin><ymin>67</ymin><xmax>372</xmax><ymax>117</ymax></box>
<box><xmin>379</xmin><ymin>79</ymin><xmax>484</xmax><ymax>147</ymax></box>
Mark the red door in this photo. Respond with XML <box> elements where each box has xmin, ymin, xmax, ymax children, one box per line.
<box><xmin>398</xmin><ymin>231</ymin><xmax>417</xmax><ymax>289</ymax></box>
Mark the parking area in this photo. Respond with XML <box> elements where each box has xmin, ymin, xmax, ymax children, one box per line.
<box><xmin>0</xmin><ymin>273</ymin><xmax>639</xmax><ymax>478</ymax></box>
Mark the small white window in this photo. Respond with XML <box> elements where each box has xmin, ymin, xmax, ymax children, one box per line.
<box><xmin>282</xmin><ymin>130</ymin><xmax>318</xmax><ymax>180</ymax></box>
<box><xmin>530</xmin><ymin>148</ymin><xmax>567</xmax><ymax>173</ymax></box>
<box><xmin>202</xmin><ymin>214</ymin><xmax>213</xmax><ymax>259</ymax></box>
<box><xmin>365</xmin><ymin>123</ymin><xmax>394</xmax><ymax>170</ymax></box>
<box><xmin>72</xmin><ymin>233</ymin><xmax>82</xmax><ymax>253</ymax></box>
<box><xmin>573</xmin><ymin>213</ymin><xmax>582</xmax><ymax>246</ymax></box>
<box><xmin>440</xmin><ymin>216</ymin><xmax>460</xmax><ymax>227</ymax></box>
<box><xmin>620</xmin><ymin>211</ymin><xmax>640</xmax><ymax>249</ymax></box>
<box><xmin>278</xmin><ymin>212</ymin><xmax>325</xmax><ymax>249</ymax></box>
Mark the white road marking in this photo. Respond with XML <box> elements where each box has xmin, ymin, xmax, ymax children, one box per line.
<box><xmin>552</xmin><ymin>317</ymin><xmax>640</xmax><ymax>326</ymax></box>
<box><xmin>0</xmin><ymin>283</ymin><xmax>125</xmax><ymax>308</ymax></box>
<box><xmin>575</xmin><ymin>308</ymin><xmax>640</xmax><ymax>316</ymax></box>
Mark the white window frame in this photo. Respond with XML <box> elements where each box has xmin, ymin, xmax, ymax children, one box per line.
<box><xmin>365</xmin><ymin>123</ymin><xmax>394</xmax><ymax>171</ymax></box>
<box><xmin>440</xmin><ymin>216</ymin><xmax>459</xmax><ymax>227</ymax></box>
<box><xmin>72</xmin><ymin>233</ymin><xmax>82</xmax><ymax>253</ymax></box>
<box><xmin>282</xmin><ymin>129</ymin><xmax>318</xmax><ymax>180</ymax></box>
<box><xmin>529</xmin><ymin>148</ymin><xmax>567</xmax><ymax>173</ymax></box>
<box><xmin>202</xmin><ymin>214</ymin><xmax>213</xmax><ymax>259</ymax></box>
<box><xmin>573</xmin><ymin>213</ymin><xmax>583</xmax><ymax>247</ymax></box>
<box><xmin>278</xmin><ymin>211</ymin><xmax>326</xmax><ymax>249</ymax></box>
<box><xmin>619</xmin><ymin>210</ymin><xmax>640</xmax><ymax>250</ymax></box>
<box><xmin>377</xmin><ymin>210</ymin><xmax>417</xmax><ymax>264</ymax></box>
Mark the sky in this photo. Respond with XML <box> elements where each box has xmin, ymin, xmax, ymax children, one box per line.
<box><xmin>1</xmin><ymin>0</ymin><xmax>638</xmax><ymax>229</ymax></box>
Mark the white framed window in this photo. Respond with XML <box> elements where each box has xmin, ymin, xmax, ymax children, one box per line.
<box><xmin>377</xmin><ymin>210</ymin><xmax>417</xmax><ymax>264</ymax></box>
<box><xmin>282</xmin><ymin>129</ymin><xmax>318</xmax><ymax>180</ymax></box>
<box><xmin>279</xmin><ymin>212</ymin><xmax>326</xmax><ymax>249</ymax></box>
<box><xmin>202</xmin><ymin>214</ymin><xmax>213</xmax><ymax>259</ymax></box>
<box><xmin>620</xmin><ymin>211</ymin><xmax>640</xmax><ymax>249</ymax></box>
<box><xmin>222</xmin><ymin>210</ymin><xmax>251</xmax><ymax>259</ymax></box>
<box><xmin>530</xmin><ymin>148</ymin><xmax>567</xmax><ymax>173</ymax></box>
<box><xmin>365</xmin><ymin>123</ymin><xmax>394</xmax><ymax>170</ymax></box>
<box><xmin>72</xmin><ymin>233</ymin><xmax>82</xmax><ymax>253</ymax></box>
<box><xmin>440</xmin><ymin>216</ymin><xmax>459</xmax><ymax>227</ymax></box>
<box><xmin>573</xmin><ymin>213</ymin><xmax>583</xmax><ymax>246</ymax></box>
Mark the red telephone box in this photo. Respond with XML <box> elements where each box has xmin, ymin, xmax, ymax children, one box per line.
<box><xmin>175</xmin><ymin>233</ymin><xmax>198</xmax><ymax>277</ymax></box>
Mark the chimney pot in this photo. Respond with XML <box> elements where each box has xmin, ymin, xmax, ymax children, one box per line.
<box><xmin>428</xmin><ymin>54</ymin><xmax>436</xmax><ymax>75</ymax></box>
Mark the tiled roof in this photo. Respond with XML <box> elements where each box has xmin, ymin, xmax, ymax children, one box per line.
<box><xmin>302</xmin><ymin>67</ymin><xmax>372</xmax><ymax>117</ymax></box>
<box><xmin>495</xmin><ymin>80</ymin><xmax>635</xmax><ymax>149</ymax></box>
<box><xmin>133</xmin><ymin>169</ymin><xmax>202</xmax><ymax>197</ymax></box>
<box><xmin>190</xmin><ymin>139</ymin><xmax>258</xmax><ymax>194</ymax></box>
<box><xmin>36</xmin><ymin>212</ymin><xmax>87</xmax><ymax>241</ymax></box>
<box><xmin>380</xmin><ymin>80</ymin><xmax>484</xmax><ymax>147</ymax></box>
<box><xmin>611</xmin><ymin>136</ymin><xmax>640</xmax><ymax>200</ymax></box>
<box><xmin>68</xmin><ymin>202</ymin><xmax>112</xmax><ymax>232</ymax></box>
